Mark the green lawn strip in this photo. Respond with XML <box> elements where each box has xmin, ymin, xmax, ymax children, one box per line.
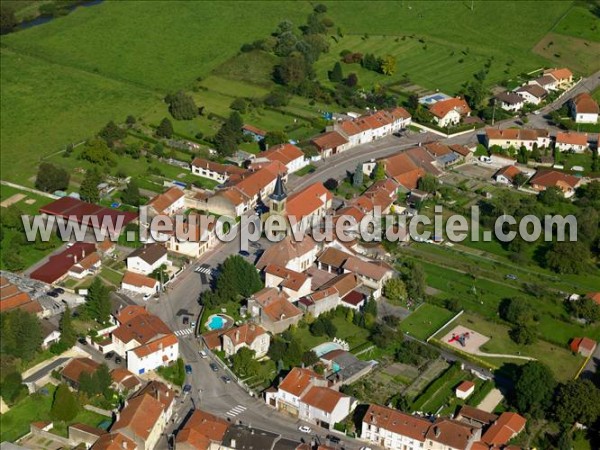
<box><xmin>0</xmin><ymin>184</ymin><xmax>54</xmax><ymax>215</ymax></box>
<box><xmin>399</xmin><ymin>303</ymin><xmax>455</xmax><ymax>340</ymax></box>
<box><xmin>99</xmin><ymin>267</ymin><xmax>124</xmax><ymax>286</ymax></box>
<box><xmin>410</xmin><ymin>362</ymin><xmax>461</xmax><ymax>412</ymax></box>
<box><xmin>466</xmin><ymin>379</ymin><xmax>495</xmax><ymax>407</ymax></box>
<box><xmin>156</xmin><ymin>358</ymin><xmax>185</xmax><ymax>387</ymax></box>
<box><xmin>552</xmin><ymin>5</ymin><xmax>600</xmax><ymax>42</ymax></box>
<box><xmin>294</xmin><ymin>165</ymin><xmax>317</xmax><ymax>176</ymax></box>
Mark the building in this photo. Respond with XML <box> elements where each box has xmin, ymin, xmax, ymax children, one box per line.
<box><xmin>111</xmin><ymin>306</ymin><xmax>178</xmax><ymax>375</ymax></box>
<box><xmin>515</xmin><ymin>84</ymin><xmax>547</xmax><ymax>105</ymax></box>
<box><xmin>484</xmin><ymin>128</ymin><xmax>550</xmax><ymax>150</ymax></box>
<box><xmin>91</xmin><ymin>432</ymin><xmax>138</xmax><ymax>450</ymax></box>
<box><xmin>256</xmin><ymin>235</ymin><xmax>320</xmax><ymax>273</ymax></box>
<box><xmin>529</xmin><ymin>170</ymin><xmax>581</xmax><ymax>198</ymax></box>
<box><xmin>546</xmin><ymin>67</ymin><xmax>573</xmax><ymax>88</ymax></box>
<box><xmin>258</xmin><ymin>143</ymin><xmax>308</xmax><ymax>174</ymax></box>
<box><xmin>242</xmin><ymin>124</ymin><xmax>267</xmax><ymax>141</ymax></box>
<box><xmin>246</xmin><ymin>288</ymin><xmax>303</xmax><ymax>334</ymax></box>
<box><xmin>570</xmin><ymin>337</ymin><xmax>597</xmax><ymax>357</ymax></box>
<box><xmin>555</xmin><ymin>131</ymin><xmax>589</xmax><ymax>153</ymax></box>
<box><xmin>0</xmin><ymin>276</ymin><xmax>42</xmax><ymax>316</ymax></box>
<box><xmin>298</xmin><ymin>287</ymin><xmax>340</xmax><ymax>318</ymax></box>
<box><xmin>530</xmin><ymin>74</ymin><xmax>558</xmax><ymax>91</ymax></box>
<box><xmin>478</xmin><ymin>412</ymin><xmax>526</xmax><ymax>447</ymax></box>
<box><xmin>495</xmin><ymin>92</ymin><xmax>525</xmax><ymax>111</ymax></box>
<box><xmin>371</xmin><ymin>147</ymin><xmax>441</xmax><ymax>191</ymax></box>
<box><xmin>40</xmin><ymin>319</ymin><xmax>61</xmax><ymax>349</ymax></box>
<box><xmin>175</xmin><ymin>409</ymin><xmax>230</xmax><ymax>450</ymax></box>
<box><xmin>570</xmin><ymin>92</ymin><xmax>599</xmax><ymax>124</ymax></box>
<box><xmin>126</xmin><ymin>243</ymin><xmax>168</xmax><ymax>275</ymax></box>
<box><xmin>30</xmin><ymin>242</ymin><xmax>99</xmax><ymax>285</ymax></box>
<box><xmin>285</xmin><ymin>182</ymin><xmax>333</xmax><ymax>233</ymax></box>
<box><xmin>110</xmin><ymin>368</ymin><xmax>141</xmax><ymax>393</ymax></box>
<box><xmin>144</xmin><ymin>186</ymin><xmax>185</xmax><ymax>217</ymax></box>
<box><xmin>494</xmin><ymin>165</ymin><xmax>523</xmax><ymax>185</ymax></box>
<box><xmin>121</xmin><ymin>271</ymin><xmax>160</xmax><ymax>296</ymax></box>
<box><xmin>361</xmin><ymin>404</ymin><xmax>430</xmax><ymax>450</ymax></box>
<box><xmin>191</xmin><ymin>158</ymin><xmax>247</xmax><ymax>184</ymax></box>
<box><xmin>221</xmin><ymin>323</ymin><xmax>270</xmax><ymax>358</ymax></box>
<box><xmin>311</xmin><ymin>131</ymin><xmax>351</xmax><ymax>158</ymax></box>
<box><xmin>61</xmin><ymin>357</ymin><xmax>100</xmax><ymax>390</ymax></box>
<box><xmin>428</xmin><ymin>97</ymin><xmax>471</xmax><ymax>127</ymax></box>
<box><xmin>455</xmin><ymin>381</ymin><xmax>475</xmax><ymax>399</ymax></box>
<box><xmin>264</xmin><ymin>264</ymin><xmax>312</xmax><ymax>301</ymax></box>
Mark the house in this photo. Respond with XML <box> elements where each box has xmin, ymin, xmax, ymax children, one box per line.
<box><xmin>190</xmin><ymin>158</ymin><xmax>247</xmax><ymax>184</ymax></box>
<box><xmin>264</xmin><ymin>264</ymin><xmax>312</xmax><ymax>301</ymax></box>
<box><xmin>162</xmin><ymin>213</ymin><xmax>217</xmax><ymax>258</ymax></box>
<box><xmin>455</xmin><ymin>405</ymin><xmax>498</xmax><ymax>429</ymax></box>
<box><xmin>110</xmin><ymin>368</ymin><xmax>141</xmax><ymax>393</ymax></box>
<box><xmin>134</xmin><ymin>380</ymin><xmax>176</xmax><ymax>419</ymax></box>
<box><xmin>111</xmin><ymin>392</ymin><xmax>170</xmax><ymax>450</ymax></box>
<box><xmin>479</xmin><ymin>412</ymin><xmax>526</xmax><ymax>447</ymax></box>
<box><xmin>587</xmin><ymin>292</ymin><xmax>600</xmax><ymax>306</ymax></box>
<box><xmin>111</xmin><ymin>306</ymin><xmax>178</xmax><ymax>375</ymax></box>
<box><xmin>258</xmin><ymin>143</ymin><xmax>308</xmax><ymax>174</ymax></box>
<box><xmin>68</xmin><ymin>251</ymin><xmax>102</xmax><ymax>279</ymax></box>
<box><xmin>555</xmin><ymin>131</ymin><xmax>589</xmax><ymax>153</ymax></box>
<box><xmin>121</xmin><ymin>271</ymin><xmax>160</xmax><ymax>297</ymax></box>
<box><xmin>570</xmin><ymin>337</ymin><xmax>597</xmax><ymax>357</ymax></box>
<box><xmin>61</xmin><ymin>357</ymin><xmax>100</xmax><ymax>390</ymax></box>
<box><xmin>242</xmin><ymin>124</ymin><xmax>267</xmax><ymax>141</ymax></box>
<box><xmin>126</xmin><ymin>243</ymin><xmax>169</xmax><ymax>275</ymax></box>
<box><xmin>246</xmin><ymin>288</ymin><xmax>303</xmax><ymax>334</ymax></box>
<box><xmin>424</xmin><ymin>142</ymin><xmax>461</xmax><ymax>167</ymax></box>
<box><xmin>285</xmin><ymin>182</ymin><xmax>333</xmax><ymax>233</ymax></box>
<box><xmin>221</xmin><ymin>323</ymin><xmax>270</xmax><ymax>358</ymax></box>
<box><xmin>175</xmin><ymin>409</ymin><xmax>230</xmax><ymax>450</ymax></box>
<box><xmin>68</xmin><ymin>423</ymin><xmax>107</xmax><ymax>448</ymax></box>
<box><xmin>91</xmin><ymin>432</ymin><xmax>138</xmax><ymax>450</ymax></box>
<box><xmin>320</xmin><ymin>348</ymin><xmax>375</xmax><ymax>385</ymax></box>
<box><xmin>455</xmin><ymin>381</ymin><xmax>475</xmax><ymax>399</ymax></box>
<box><xmin>351</xmin><ymin>178</ymin><xmax>400</xmax><ymax>216</ymax></box>
<box><xmin>529</xmin><ymin>170</ymin><xmax>581</xmax><ymax>198</ymax></box>
<box><xmin>298</xmin><ymin>287</ymin><xmax>340</xmax><ymax>318</ymax></box>
<box><xmin>374</xmin><ymin>147</ymin><xmax>441</xmax><ymax>191</ymax></box>
<box><xmin>530</xmin><ymin>74</ymin><xmax>558</xmax><ymax>91</ymax></box>
<box><xmin>484</xmin><ymin>128</ymin><xmax>551</xmax><ymax>150</ymax></box>
<box><xmin>448</xmin><ymin>144</ymin><xmax>474</xmax><ymax>162</ymax></box>
<box><xmin>428</xmin><ymin>97</ymin><xmax>471</xmax><ymax>127</ymax></box>
<box><xmin>256</xmin><ymin>235</ymin><xmax>320</xmax><ymax>272</ymax></box>
<box><xmin>546</xmin><ymin>67</ymin><xmax>573</xmax><ymax>88</ymax></box>
<box><xmin>144</xmin><ymin>186</ymin><xmax>185</xmax><ymax>217</ymax></box>
<box><xmin>570</xmin><ymin>92</ymin><xmax>599</xmax><ymax>124</ymax></box>
<box><xmin>361</xmin><ymin>404</ymin><xmax>430</xmax><ymax>450</ymax></box>
<box><xmin>40</xmin><ymin>319</ymin><xmax>61</xmax><ymax>349</ymax></box>
<box><xmin>495</xmin><ymin>92</ymin><xmax>525</xmax><ymax>111</ymax></box>
<box><xmin>494</xmin><ymin>165</ymin><xmax>523</xmax><ymax>185</ymax></box>
<box><xmin>0</xmin><ymin>276</ymin><xmax>43</xmax><ymax>316</ymax></box>
<box><xmin>425</xmin><ymin>419</ymin><xmax>479</xmax><ymax>450</ymax></box>
<box><xmin>266</xmin><ymin>367</ymin><xmax>326</xmax><ymax>414</ymax></box>
<box><xmin>311</xmin><ymin>131</ymin><xmax>351</xmax><ymax>158</ymax></box>
<box><xmin>515</xmin><ymin>84</ymin><xmax>547</xmax><ymax>105</ymax></box>
<box><xmin>31</xmin><ymin>242</ymin><xmax>99</xmax><ymax>285</ymax></box>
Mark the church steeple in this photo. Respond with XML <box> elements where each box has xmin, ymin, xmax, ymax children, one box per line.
<box><xmin>269</xmin><ymin>174</ymin><xmax>287</xmax><ymax>213</ymax></box>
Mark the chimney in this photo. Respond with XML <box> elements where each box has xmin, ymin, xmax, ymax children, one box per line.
<box><xmin>82</xmin><ymin>249</ymin><xmax>86</xmax><ymax>258</ymax></box>
<box><xmin>122</xmin><ymin>440</ymin><xmax>127</xmax><ymax>449</ymax></box>
<box><xmin>235</xmin><ymin>330</ymin><xmax>240</xmax><ymax>342</ymax></box>
<box><xmin>434</xmin><ymin>426</ymin><xmax>441</xmax><ymax>438</ymax></box>
<box><xmin>74</xmin><ymin>254</ymin><xmax>78</xmax><ymax>264</ymax></box>
<box><xmin>230</xmin><ymin>439</ymin><xmax>236</xmax><ymax>449</ymax></box>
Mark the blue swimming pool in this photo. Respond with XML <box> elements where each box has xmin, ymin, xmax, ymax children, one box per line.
<box><xmin>312</xmin><ymin>342</ymin><xmax>343</xmax><ymax>358</ymax></box>
<box><xmin>208</xmin><ymin>315</ymin><xmax>224</xmax><ymax>330</ymax></box>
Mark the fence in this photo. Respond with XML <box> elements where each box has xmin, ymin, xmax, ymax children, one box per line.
<box><xmin>426</xmin><ymin>310</ymin><xmax>463</xmax><ymax>342</ymax></box>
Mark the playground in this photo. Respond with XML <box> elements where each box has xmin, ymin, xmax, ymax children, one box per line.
<box><xmin>441</xmin><ymin>325</ymin><xmax>490</xmax><ymax>355</ymax></box>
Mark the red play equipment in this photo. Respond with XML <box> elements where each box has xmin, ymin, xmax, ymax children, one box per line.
<box><xmin>448</xmin><ymin>331</ymin><xmax>471</xmax><ymax>347</ymax></box>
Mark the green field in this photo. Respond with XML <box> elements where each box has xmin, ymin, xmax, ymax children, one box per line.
<box><xmin>0</xmin><ymin>184</ymin><xmax>54</xmax><ymax>214</ymax></box>
<box><xmin>399</xmin><ymin>303</ymin><xmax>455</xmax><ymax>340</ymax></box>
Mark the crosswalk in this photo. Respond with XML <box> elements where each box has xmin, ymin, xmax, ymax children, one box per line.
<box><xmin>226</xmin><ymin>404</ymin><xmax>247</xmax><ymax>418</ymax></box>
<box><xmin>174</xmin><ymin>328</ymin><xmax>194</xmax><ymax>337</ymax></box>
<box><xmin>194</xmin><ymin>266</ymin><xmax>216</xmax><ymax>276</ymax></box>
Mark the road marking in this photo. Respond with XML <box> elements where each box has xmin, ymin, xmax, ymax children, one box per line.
<box><xmin>226</xmin><ymin>405</ymin><xmax>247</xmax><ymax>417</ymax></box>
<box><xmin>174</xmin><ymin>328</ymin><xmax>194</xmax><ymax>337</ymax></box>
<box><xmin>195</xmin><ymin>266</ymin><xmax>217</xmax><ymax>276</ymax></box>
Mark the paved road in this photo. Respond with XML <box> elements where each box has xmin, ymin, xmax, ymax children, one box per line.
<box><xmin>23</xmin><ymin>357</ymin><xmax>70</xmax><ymax>384</ymax></box>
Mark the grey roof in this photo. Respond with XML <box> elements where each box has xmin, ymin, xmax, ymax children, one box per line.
<box><xmin>221</xmin><ymin>425</ymin><xmax>280</xmax><ymax>450</ymax></box>
<box><xmin>127</xmin><ymin>243</ymin><xmax>167</xmax><ymax>265</ymax></box>
<box><xmin>437</xmin><ymin>153</ymin><xmax>460</xmax><ymax>164</ymax></box>
<box><xmin>270</xmin><ymin>174</ymin><xmax>286</xmax><ymax>202</ymax></box>
<box><xmin>496</xmin><ymin>91</ymin><xmax>524</xmax><ymax>105</ymax></box>
<box><xmin>516</xmin><ymin>84</ymin><xmax>547</xmax><ymax>98</ymax></box>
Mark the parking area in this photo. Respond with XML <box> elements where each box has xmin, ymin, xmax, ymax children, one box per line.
<box><xmin>453</xmin><ymin>163</ymin><xmax>498</xmax><ymax>180</ymax></box>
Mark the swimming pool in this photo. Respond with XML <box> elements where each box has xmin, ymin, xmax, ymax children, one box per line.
<box><xmin>208</xmin><ymin>315</ymin><xmax>224</xmax><ymax>330</ymax></box>
<box><xmin>312</xmin><ymin>341</ymin><xmax>343</xmax><ymax>358</ymax></box>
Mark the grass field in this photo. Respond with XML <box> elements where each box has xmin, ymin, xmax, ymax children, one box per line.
<box><xmin>552</xmin><ymin>4</ymin><xmax>600</xmax><ymax>42</ymax></box>
<box><xmin>0</xmin><ymin>184</ymin><xmax>54</xmax><ymax>214</ymax></box>
<box><xmin>399</xmin><ymin>303</ymin><xmax>455</xmax><ymax>340</ymax></box>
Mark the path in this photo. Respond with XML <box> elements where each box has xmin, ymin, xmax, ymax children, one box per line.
<box><xmin>0</xmin><ymin>180</ymin><xmax>59</xmax><ymax>199</ymax></box>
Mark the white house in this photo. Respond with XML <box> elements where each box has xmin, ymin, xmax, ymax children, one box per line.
<box><xmin>67</xmin><ymin>252</ymin><xmax>101</xmax><ymax>279</ymax></box>
<box><xmin>126</xmin><ymin>334</ymin><xmax>179</xmax><ymax>375</ymax></box>
<box><xmin>144</xmin><ymin>186</ymin><xmax>185</xmax><ymax>217</ymax></box>
<box><xmin>361</xmin><ymin>404</ymin><xmax>431</xmax><ymax>450</ymax></box>
<box><xmin>221</xmin><ymin>323</ymin><xmax>270</xmax><ymax>358</ymax></box>
<box><xmin>126</xmin><ymin>243</ymin><xmax>169</xmax><ymax>275</ymax></box>
<box><xmin>257</xmin><ymin>235</ymin><xmax>320</xmax><ymax>273</ymax></box>
<box><xmin>311</xmin><ymin>131</ymin><xmax>351</xmax><ymax>158</ymax></box>
<box><xmin>495</xmin><ymin>92</ymin><xmax>525</xmax><ymax>111</ymax></box>
<box><xmin>570</xmin><ymin>93</ymin><xmax>599</xmax><ymax>124</ymax></box>
<box><xmin>555</xmin><ymin>132</ymin><xmax>589</xmax><ymax>153</ymax></box>
<box><xmin>264</xmin><ymin>264</ymin><xmax>312</xmax><ymax>301</ymax></box>
<box><xmin>190</xmin><ymin>158</ymin><xmax>247</xmax><ymax>183</ymax></box>
<box><xmin>494</xmin><ymin>165</ymin><xmax>523</xmax><ymax>185</ymax></box>
<box><xmin>484</xmin><ymin>128</ymin><xmax>550</xmax><ymax>150</ymax></box>
<box><xmin>455</xmin><ymin>381</ymin><xmax>475</xmax><ymax>400</ymax></box>
<box><xmin>258</xmin><ymin>143</ymin><xmax>308</xmax><ymax>174</ymax></box>
<box><xmin>121</xmin><ymin>271</ymin><xmax>160</xmax><ymax>296</ymax></box>
<box><xmin>428</xmin><ymin>97</ymin><xmax>471</xmax><ymax>127</ymax></box>
<box><xmin>530</xmin><ymin>74</ymin><xmax>558</xmax><ymax>91</ymax></box>
<box><xmin>515</xmin><ymin>84</ymin><xmax>547</xmax><ymax>105</ymax></box>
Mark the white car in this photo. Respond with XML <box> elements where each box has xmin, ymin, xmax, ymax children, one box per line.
<box><xmin>360</xmin><ymin>447</ymin><xmax>373</xmax><ymax>450</ymax></box>
<box><xmin>199</xmin><ymin>350</ymin><xmax>208</xmax><ymax>359</ymax></box>
<box><xmin>298</xmin><ymin>426</ymin><xmax>312</xmax><ymax>433</ymax></box>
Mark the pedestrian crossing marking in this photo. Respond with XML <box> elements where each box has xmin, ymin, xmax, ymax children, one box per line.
<box><xmin>174</xmin><ymin>328</ymin><xmax>194</xmax><ymax>337</ymax></box>
<box><xmin>226</xmin><ymin>405</ymin><xmax>247</xmax><ymax>417</ymax></box>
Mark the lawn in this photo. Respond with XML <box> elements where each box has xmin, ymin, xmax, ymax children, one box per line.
<box><xmin>399</xmin><ymin>303</ymin><xmax>455</xmax><ymax>340</ymax></box>
<box><xmin>295</xmin><ymin>164</ymin><xmax>317</xmax><ymax>177</ymax></box>
<box><xmin>0</xmin><ymin>184</ymin><xmax>55</xmax><ymax>215</ymax></box>
<box><xmin>294</xmin><ymin>315</ymin><xmax>371</xmax><ymax>351</ymax></box>
<box><xmin>0</xmin><ymin>384</ymin><xmax>107</xmax><ymax>442</ymax></box>
<box><xmin>552</xmin><ymin>4</ymin><xmax>600</xmax><ymax>42</ymax></box>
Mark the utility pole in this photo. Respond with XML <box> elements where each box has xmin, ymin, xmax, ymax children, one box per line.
<box><xmin>491</xmin><ymin>99</ymin><xmax>497</xmax><ymax>126</ymax></box>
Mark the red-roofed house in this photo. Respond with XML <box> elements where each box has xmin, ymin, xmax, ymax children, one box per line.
<box><xmin>175</xmin><ymin>409</ymin><xmax>230</xmax><ymax>450</ymax></box>
<box><xmin>311</xmin><ymin>131</ymin><xmax>351</xmax><ymax>157</ymax></box>
<box><xmin>570</xmin><ymin>92</ymin><xmax>599</xmax><ymax>124</ymax></box>
<box><xmin>0</xmin><ymin>276</ymin><xmax>43</xmax><ymax>316</ymax></box>
<box><xmin>361</xmin><ymin>404</ymin><xmax>431</xmax><ymax>449</ymax></box>
<box><xmin>570</xmin><ymin>337</ymin><xmax>597</xmax><ymax>357</ymax></box>
<box><xmin>145</xmin><ymin>186</ymin><xmax>185</xmax><ymax>217</ymax></box>
<box><xmin>264</xmin><ymin>264</ymin><xmax>312</xmax><ymax>300</ymax></box>
<box><xmin>480</xmin><ymin>412</ymin><xmax>526</xmax><ymax>447</ymax></box>
<box><xmin>529</xmin><ymin>170</ymin><xmax>582</xmax><ymax>198</ymax></box>
<box><xmin>247</xmin><ymin>288</ymin><xmax>303</xmax><ymax>334</ymax></box>
<box><xmin>494</xmin><ymin>165</ymin><xmax>523</xmax><ymax>185</ymax></box>
<box><xmin>429</xmin><ymin>97</ymin><xmax>471</xmax><ymax>127</ymax></box>
<box><xmin>546</xmin><ymin>67</ymin><xmax>573</xmax><ymax>88</ymax></box>
<box><xmin>455</xmin><ymin>381</ymin><xmax>475</xmax><ymax>399</ymax></box>
<box><xmin>191</xmin><ymin>158</ymin><xmax>247</xmax><ymax>184</ymax></box>
<box><xmin>258</xmin><ymin>143</ymin><xmax>307</xmax><ymax>173</ymax></box>
<box><xmin>31</xmin><ymin>242</ymin><xmax>99</xmax><ymax>284</ymax></box>
<box><xmin>221</xmin><ymin>323</ymin><xmax>270</xmax><ymax>358</ymax></box>
<box><xmin>285</xmin><ymin>182</ymin><xmax>333</xmax><ymax>233</ymax></box>
<box><xmin>555</xmin><ymin>131</ymin><xmax>589</xmax><ymax>153</ymax></box>
<box><xmin>121</xmin><ymin>271</ymin><xmax>160</xmax><ymax>296</ymax></box>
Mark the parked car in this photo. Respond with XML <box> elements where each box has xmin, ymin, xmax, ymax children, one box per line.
<box><xmin>183</xmin><ymin>384</ymin><xmax>192</xmax><ymax>393</ymax></box>
<box><xmin>505</xmin><ymin>274</ymin><xmax>518</xmax><ymax>280</ymax></box>
<box><xmin>209</xmin><ymin>363</ymin><xmax>219</xmax><ymax>372</ymax></box>
<box><xmin>185</xmin><ymin>364</ymin><xmax>193</xmax><ymax>374</ymax></box>
<box><xmin>104</xmin><ymin>352</ymin><xmax>114</xmax><ymax>360</ymax></box>
<box><xmin>221</xmin><ymin>376</ymin><xmax>231</xmax><ymax>384</ymax></box>
<box><xmin>199</xmin><ymin>350</ymin><xmax>208</xmax><ymax>359</ymax></box>
<box><xmin>115</xmin><ymin>356</ymin><xmax>122</xmax><ymax>364</ymax></box>
<box><xmin>238</xmin><ymin>250</ymin><xmax>250</xmax><ymax>257</ymax></box>
<box><xmin>47</xmin><ymin>290</ymin><xmax>59</xmax><ymax>298</ymax></box>
<box><xmin>54</xmin><ymin>287</ymin><xmax>65</xmax><ymax>294</ymax></box>
<box><xmin>298</xmin><ymin>426</ymin><xmax>312</xmax><ymax>433</ymax></box>
<box><xmin>77</xmin><ymin>337</ymin><xmax>87</xmax><ymax>345</ymax></box>
<box><xmin>327</xmin><ymin>435</ymin><xmax>341</xmax><ymax>444</ymax></box>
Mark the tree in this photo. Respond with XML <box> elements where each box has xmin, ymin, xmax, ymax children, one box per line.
<box><xmin>345</xmin><ymin>73</ymin><xmax>358</xmax><ymax>88</ymax></box>
<box><xmin>80</xmin><ymin>169</ymin><xmax>102</xmax><ymax>203</ymax></box>
<box><xmin>263</xmin><ymin>131</ymin><xmax>289</xmax><ymax>147</ymax></box>
<box><xmin>567</xmin><ymin>297</ymin><xmax>600</xmax><ymax>323</ymax></box>
<box><xmin>165</xmin><ymin>91</ymin><xmax>198</xmax><ymax>120</ymax></box>
<box><xmin>554</xmin><ymin>379</ymin><xmax>600</xmax><ymax>427</ymax></box>
<box><xmin>353</xmin><ymin>163</ymin><xmax>364</xmax><ymax>187</ymax></box>
<box><xmin>498</xmin><ymin>297</ymin><xmax>532</xmax><ymax>325</ymax></box>
<box><xmin>324</xmin><ymin>178</ymin><xmax>338</xmax><ymax>190</ymax></box>
<box><xmin>156</xmin><ymin>118</ymin><xmax>174</xmax><ymax>138</ymax></box>
<box><xmin>0</xmin><ymin>6</ymin><xmax>17</xmax><ymax>35</ymax></box>
<box><xmin>78</xmin><ymin>371</ymin><xmax>97</xmax><ymax>396</ymax></box>
<box><xmin>98</xmin><ymin>120</ymin><xmax>126</xmax><ymax>146</ymax></box>
<box><xmin>301</xmin><ymin>350</ymin><xmax>319</xmax><ymax>366</ymax></box>
<box><xmin>95</xmin><ymin>364</ymin><xmax>113</xmax><ymax>399</ymax></box>
<box><xmin>372</xmin><ymin>162</ymin><xmax>386</xmax><ymax>181</ymax></box>
<box><xmin>545</xmin><ymin>241</ymin><xmax>591</xmax><ymax>274</ymax></box>
<box><xmin>512</xmin><ymin>361</ymin><xmax>556</xmax><ymax>417</ymax></box>
<box><xmin>51</xmin><ymin>384</ymin><xmax>79</xmax><ymax>422</ymax></box>
<box><xmin>1</xmin><ymin>371</ymin><xmax>25</xmax><ymax>403</ymax></box>
<box><xmin>267</xmin><ymin>338</ymin><xmax>287</xmax><ymax>363</ymax></box>
<box><xmin>513</xmin><ymin>172</ymin><xmax>528</xmax><ymax>187</ymax></box>
<box><xmin>380</xmin><ymin>55</ymin><xmax>396</xmax><ymax>76</ymax></box>
<box><xmin>383</xmin><ymin>278</ymin><xmax>407</xmax><ymax>303</ymax></box>
<box><xmin>232</xmin><ymin>347</ymin><xmax>258</xmax><ymax>376</ymax></box>
<box><xmin>216</xmin><ymin>255</ymin><xmax>263</xmax><ymax>298</ymax></box>
<box><xmin>121</xmin><ymin>179</ymin><xmax>141</xmax><ymax>206</ymax></box>
<box><xmin>401</xmin><ymin>261</ymin><xmax>426</xmax><ymax>300</ymax></box>
<box><xmin>85</xmin><ymin>278</ymin><xmax>111</xmax><ymax>324</ymax></box>
<box><xmin>59</xmin><ymin>306</ymin><xmax>77</xmax><ymax>348</ymax></box>
<box><xmin>310</xmin><ymin>317</ymin><xmax>337</xmax><ymax>338</ymax></box>
<box><xmin>538</xmin><ymin>186</ymin><xmax>564</xmax><ymax>206</ymax></box>
<box><xmin>313</xmin><ymin>3</ymin><xmax>327</xmax><ymax>13</ymax></box>
<box><xmin>125</xmin><ymin>115</ymin><xmax>136</xmax><ymax>126</ymax></box>
<box><xmin>393</xmin><ymin>394</ymin><xmax>410</xmax><ymax>412</ymax></box>
<box><xmin>417</xmin><ymin>174</ymin><xmax>439</xmax><ymax>193</ymax></box>
<box><xmin>35</xmin><ymin>163</ymin><xmax>70</xmax><ymax>193</ymax></box>
<box><xmin>80</xmin><ymin>138</ymin><xmax>114</xmax><ymax>165</ymax></box>
<box><xmin>329</xmin><ymin>62</ymin><xmax>343</xmax><ymax>82</ymax></box>
<box><xmin>273</xmin><ymin>53</ymin><xmax>309</xmax><ymax>87</ymax></box>
<box><xmin>0</xmin><ymin>309</ymin><xmax>43</xmax><ymax>361</ymax></box>
<box><xmin>230</xmin><ymin>98</ymin><xmax>247</xmax><ymax>114</ymax></box>
<box><xmin>509</xmin><ymin>323</ymin><xmax>537</xmax><ymax>345</ymax></box>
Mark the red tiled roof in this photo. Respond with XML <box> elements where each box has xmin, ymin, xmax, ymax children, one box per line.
<box><xmin>256</xmin><ymin>235</ymin><xmax>318</xmax><ymax>270</ymax></box>
<box><xmin>311</xmin><ymin>131</ymin><xmax>349</xmax><ymax>151</ymax></box>
<box><xmin>548</xmin><ymin>67</ymin><xmax>573</xmax><ymax>81</ymax></box>
<box><xmin>0</xmin><ymin>278</ymin><xmax>41</xmax><ymax>314</ymax></box>
<box><xmin>456</xmin><ymin>380</ymin><xmax>475</xmax><ymax>392</ymax></box>
<box><xmin>286</xmin><ymin>182</ymin><xmax>332</xmax><ymax>219</ymax></box>
<box><xmin>30</xmin><ymin>242</ymin><xmax>97</xmax><ymax>284</ymax></box>
<box><xmin>132</xmin><ymin>333</ymin><xmax>178</xmax><ymax>358</ymax></box>
<box><xmin>176</xmin><ymin>409</ymin><xmax>229</xmax><ymax>450</ymax></box>
<box><xmin>481</xmin><ymin>412</ymin><xmax>526</xmax><ymax>446</ymax></box>
<box><xmin>147</xmin><ymin>186</ymin><xmax>184</xmax><ymax>214</ymax></box>
<box><xmin>429</xmin><ymin>97</ymin><xmax>471</xmax><ymax>119</ymax></box>
<box><xmin>122</xmin><ymin>271</ymin><xmax>159</xmax><ymax>289</ymax></box>
<box><xmin>342</xmin><ymin>290</ymin><xmax>366</xmax><ymax>306</ymax></box>
<box><xmin>571</xmin><ymin>337</ymin><xmax>597</xmax><ymax>353</ymax></box>
<box><xmin>91</xmin><ymin>432</ymin><xmax>137</xmax><ymax>450</ymax></box>
<box><xmin>530</xmin><ymin>170</ymin><xmax>580</xmax><ymax>189</ymax></box>
<box><xmin>279</xmin><ymin>367</ymin><xmax>322</xmax><ymax>397</ymax></box>
<box><xmin>301</xmin><ymin>386</ymin><xmax>348</xmax><ymax>413</ymax></box>
<box><xmin>495</xmin><ymin>165</ymin><xmax>522</xmax><ymax>182</ymax></box>
<box><xmin>363</xmin><ymin>404</ymin><xmax>429</xmax><ymax>442</ymax></box>
<box><xmin>319</xmin><ymin>272</ymin><xmax>359</xmax><ymax>298</ymax></box>
<box><xmin>112</xmin><ymin>393</ymin><xmax>164</xmax><ymax>440</ymax></box>
<box><xmin>242</xmin><ymin>124</ymin><xmax>267</xmax><ymax>136</ymax></box>
<box><xmin>587</xmin><ymin>292</ymin><xmax>600</xmax><ymax>305</ymax></box>
<box><xmin>556</xmin><ymin>131</ymin><xmax>588</xmax><ymax>146</ymax></box>
<box><xmin>221</xmin><ymin>323</ymin><xmax>267</xmax><ymax>347</ymax></box>
<box><xmin>264</xmin><ymin>264</ymin><xmax>308</xmax><ymax>292</ymax></box>
<box><xmin>426</xmin><ymin>419</ymin><xmax>477</xmax><ymax>449</ymax></box>
<box><xmin>40</xmin><ymin>196</ymin><xmax>137</xmax><ymax>228</ymax></box>
<box><xmin>572</xmin><ymin>92</ymin><xmax>599</xmax><ymax>114</ymax></box>
<box><xmin>62</xmin><ymin>357</ymin><xmax>100</xmax><ymax>383</ymax></box>
<box><xmin>113</xmin><ymin>309</ymin><xmax>173</xmax><ymax>345</ymax></box>
<box><xmin>259</xmin><ymin>143</ymin><xmax>304</xmax><ymax>166</ymax></box>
